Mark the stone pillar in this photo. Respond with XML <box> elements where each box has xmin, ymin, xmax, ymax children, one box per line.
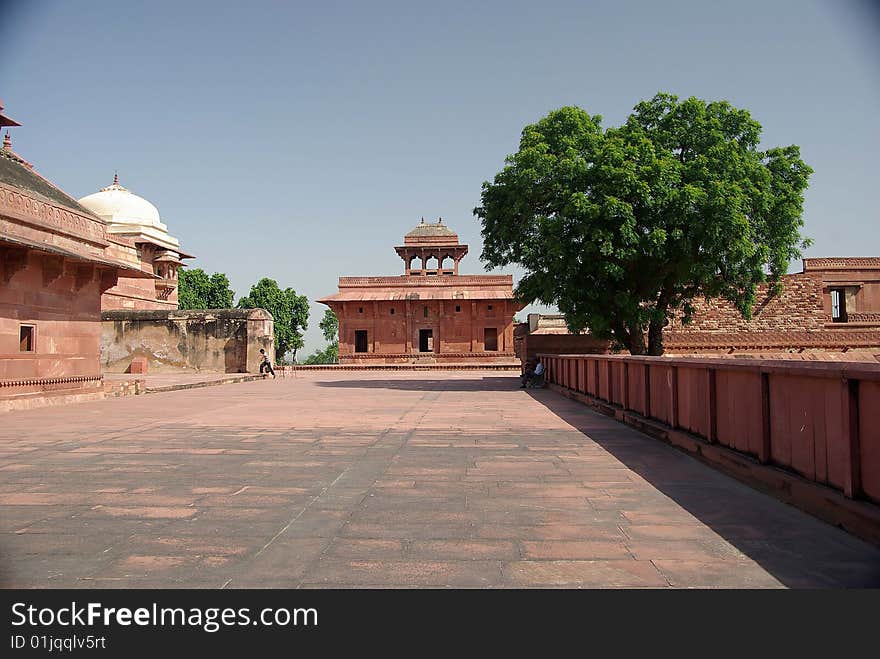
<box><xmin>405</xmin><ymin>300</ymin><xmax>412</xmax><ymax>353</ymax></box>
<box><xmin>372</xmin><ymin>302</ymin><xmax>378</xmax><ymax>353</ymax></box>
<box><xmin>470</xmin><ymin>302</ymin><xmax>477</xmax><ymax>352</ymax></box>
<box><xmin>438</xmin><ymin>301</ymin><xmax>444</xmax><ymax>354</ymax></box>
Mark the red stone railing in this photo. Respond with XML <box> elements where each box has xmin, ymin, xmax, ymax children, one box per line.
<box><xmin>540</xmin><ymin>354</ymin><xmax>880</xmax><ymax>507</ymax></box>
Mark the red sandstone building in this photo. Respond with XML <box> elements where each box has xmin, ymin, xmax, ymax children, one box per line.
<box><xmin>517</xmin><ymin>257</ymin><xmax>880</xmax><ymax>364</ymax></box>
<box><xmin>78</xmin><ymin>175</ymin><xmax>193</xmax><ymax>311</ymax></box>
<box><xmin>319</xmin><ymin>219</ymin><xmax>521</xmax><ymax>364</ymax></box>
<box><xmin>0</xmin><ymin>103</ymin><xmax>161</xmax><ymax>410</ymax></box>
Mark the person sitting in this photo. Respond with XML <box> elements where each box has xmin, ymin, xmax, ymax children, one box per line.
<box><xmin>520</xmin><ymin>358</ymin><xmax>545</xmax><ymax>388</ymax></box>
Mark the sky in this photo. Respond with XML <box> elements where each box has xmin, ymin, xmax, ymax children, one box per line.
<box><xmin>2</xmin><ymin>0</ymin><xmax>878</xmax><ymax>355</ymax></box>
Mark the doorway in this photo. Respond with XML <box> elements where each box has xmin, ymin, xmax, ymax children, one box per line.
<box><xmin>484</xmin><ymin>327</ymin><xmax>498</xmax><ymax>351</ymax></box>
<box><xmin>355</xmin><ymin>330</ymin><xmax>368</xmax><ymax>353</ymax></box>
<box><xmin>419</xmin><ymin>329</ymin><xmax>433</xmax><ymax>352</ymax></box>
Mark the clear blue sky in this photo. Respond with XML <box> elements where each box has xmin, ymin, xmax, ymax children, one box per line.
<box><xmin>2</xmin><ymin>0</ymin><xmax>878</xmax><ymax>355</ymax></box>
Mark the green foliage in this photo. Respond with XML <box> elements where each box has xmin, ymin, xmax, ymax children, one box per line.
<box><xmin>319</xmin><ymin>309</ymin><xmax>338</xmax><ymax>344</ymax></box>
<box><xmin>237</xmin><ymin>278</ymin><xmax>309</xmax><ymax>360</ymax></box>
<box><xmin>302</xmin><ymin>343</ymin><xmax>338</xmax><ymax>365</ymax></box>
<box><xmin>177</xmin><ymin>268</ymin><xmax>235</xmax><ymax>310</ymax></box>
<box><xmin>304</xmin><ymin>308</ymin><xmax>339</xmax><ymax>364</ymax></box>
<box><xmin>475</xmin><ymin>93</ymin><xmax>813</xmax><ymax>355</ymax></box>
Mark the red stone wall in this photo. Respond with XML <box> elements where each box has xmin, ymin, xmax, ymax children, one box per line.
<box><xmin>542</xmin><ymin>353</ymin><xmax>880</xmax><ymax>544</ymax></box>
<box><xmin>667</xmin><ymin>273</ymin><xmax>826</xmax><ymax>334</ymax></box>
<box><xmin>101</xmin><ymin>241</ymin><xmax>178</xmax><ymax>311</ymax></box>
<box><xmin>0</xmin><ymin>251</ymin><xmax>104</xmax><ymax>381</ymax></box>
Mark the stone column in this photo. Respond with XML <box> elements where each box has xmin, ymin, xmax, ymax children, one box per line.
<box><xmin>470</xmin><ymin>302</ymin><xmax>477</xmax><ymax>352</ymax></box>
<box><xmin>372</xmin><ymin>302</ymin><xmax>378</xmax><ymax>353</ymax></box>
<box><xmin>405</xmin><ymin>300</ymin><xmax>412</xmax><ymax>353</ymax></box>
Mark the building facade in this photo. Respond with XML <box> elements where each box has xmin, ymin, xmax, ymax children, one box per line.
<box><xmin>319</xmin><ymin>219</ymin><xmax>521</xmax><ymax>365</ymax></box>
<box><xmin>0</xmin><ymin>103</ymin><xmax>156</xmax><ymax>410</ymax></box>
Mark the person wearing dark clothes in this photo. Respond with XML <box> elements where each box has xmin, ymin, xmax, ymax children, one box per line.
<box><xmin>259</xmin><ymin>348</ymin><xmax>275</xmax><ymax>378</ymax></box>
<box><xmin>520</xmin><ymin>358</ymin><xmax>544</xmax><ymax>388</ymax></box>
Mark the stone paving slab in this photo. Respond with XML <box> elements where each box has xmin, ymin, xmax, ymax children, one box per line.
<box><xmin>0</xmin><ymin>370</ymin><xmax>878</xmax><ymax>588</ymax></box>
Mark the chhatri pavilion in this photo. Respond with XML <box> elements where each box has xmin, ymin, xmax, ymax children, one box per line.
<box><xmin>319</xmin><ymin>218</ymin><xmax>522</xmax><ymax>365</ymax></box>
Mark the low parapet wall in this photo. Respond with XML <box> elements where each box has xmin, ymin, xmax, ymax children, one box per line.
<box><xmin>540</xmin><ymin>353</ymin><xmax>880</xmax><ymax>544</ymax></box>
<box><xmin>101</xmin><ymin>309</ymin><xmax>274</xmax><ymax>374</ymax></box>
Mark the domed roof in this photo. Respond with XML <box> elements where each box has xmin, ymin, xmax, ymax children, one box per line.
<box><xmin>406</xmin><ymin>217</ymin><xmax>457</xmax><ymax>238</ymax></box>
<box><xmin>78</xmin><ymin>174</ymin><xmax>162</xmax><ymax>228</ymax></box>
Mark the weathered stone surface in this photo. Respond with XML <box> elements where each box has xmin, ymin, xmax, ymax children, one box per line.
<box><xmin>0</xmin><ymin>370</ymin><xmax>878</xmax><ymax>588</ymax></box>
<box><xmin>101</xmin><ymin>308</ymin><xmax>274</xmax><ymax>373</ymax></box>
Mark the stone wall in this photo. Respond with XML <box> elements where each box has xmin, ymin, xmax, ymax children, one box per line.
<box><xmin>101</xmin><ymin>309</ymin><xmax>274</xmax><ymax>374</ymax></box>
<box><xmin>667</xmin><ymin>273</ymin><xmax>826</xmax><ymax>334</ymax></box>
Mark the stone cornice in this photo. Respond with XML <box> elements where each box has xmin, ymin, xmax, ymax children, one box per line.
<box><xmin>0</xmin><ymin>182</ymin><xmax>109</xmax><ymax>248</ymax></box>
<box><xmin>338</xmin><ymin>275</ymin><xmax>513</xmax><ymax>287</ymax></box>
<box><xmin>0</xmin><ymin>375</ymin><xmax>102</xmax><ymax>388</ymax></box>
<box><xmin>803</xmin><ymin>257</ymin><xmax>880</xmax><ymax>271</ymax></box>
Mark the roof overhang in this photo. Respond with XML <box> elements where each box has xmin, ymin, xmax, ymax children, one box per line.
<box><xmin>0</xmin><ymin>234</ymin><xmax>158</xmax><ymax>278</ymax></box>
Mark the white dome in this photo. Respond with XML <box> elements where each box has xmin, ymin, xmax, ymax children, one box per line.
<box><xmin>78</xmin><ymin>175</ymin><xmax>162</xmax><ymax>228</ymax></box>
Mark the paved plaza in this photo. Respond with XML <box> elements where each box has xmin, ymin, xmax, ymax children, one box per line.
<box><xmin>1</xmin><ymin>371</ymin><xmax>878</xmax><ymax>588</ymax></box>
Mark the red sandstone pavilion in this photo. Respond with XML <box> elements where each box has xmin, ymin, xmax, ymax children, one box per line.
<box><xmin>319</xmin><ymin>218</ymin><xmax>522</xmax><ymax>365</ymax></box>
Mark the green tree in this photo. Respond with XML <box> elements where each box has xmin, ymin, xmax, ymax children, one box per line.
<box><xmin>319</xmin><ymin>308</ymin><xmax>338</xmax><ymax>343</ymax></box>
<box><xmin>178</xmin><ymin>268</ymin><xmax>235</xmax><ymax>309</ymax></box>
<box><xmin>304</xmin><ymin>309</ymin><xmax>339</xmax><ymax>364</ymax></box>
<box><xmin>475</xmin><ymin>93</ymin><xmax>812</xmax><ymax>355</ymax></box>
<box><xmin>237</xmin><ymin>278</ymin><xmax>309</xmax><ymax>361</ymax></box>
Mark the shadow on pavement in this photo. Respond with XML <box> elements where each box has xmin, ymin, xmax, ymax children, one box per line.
<box><xmin>316</xmin><ymin>376</ymin><xmax>519</xmax><ymax>392</ymax></box>
<box><xmin>525</xmin><ymin>386</ymin><xmax>880</xmax><ymax>588</ymax></box>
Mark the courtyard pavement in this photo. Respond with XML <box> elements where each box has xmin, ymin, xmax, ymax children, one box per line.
<box><xmin>1</xmin><ymin>370</ymin><xmax>878</xmax><ymax>588</ymax></box>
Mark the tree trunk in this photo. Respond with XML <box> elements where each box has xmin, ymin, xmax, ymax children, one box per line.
<box><xmin>647</xmin><ymin>318</ymin><xmax>664</xmax><ymax>356</ymax></box>
<box><xmin>626</xmin><ymin>322</ymin><xmax>647</xmax><ymax>355</ymax></box>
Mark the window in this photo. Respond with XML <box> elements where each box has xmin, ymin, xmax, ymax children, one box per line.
<box><xmin>455</xmin><ymin>305</ymin><xmax>461</xmax><ymax>313</ymax></box>
<box><xmin>423</xmin><ymin>306</ymin><xmax>429</xmax><ymax>318</ymax></box>
<box><xmin>354</xmin><ymin>330</ymin><xmax>368</xmax><ymax>353</ymax></box>
<box><xmin>830</xmin><ymin>288</ymin><xmax>847</xmax><ymax>323</ymax></box>
<box><xmin>358</xmin><ymin>307</ymin><xmax>364</xmax><ymax>314</ymax></box>
<box><xmin>390</xmin><ymin>308</ymin><xmax>395</xmax><ymax>315</ymax></box>
<box><xmin>487</xmin><ymin>305</ymin><xmax>493</xmax><ymax>311</ymax></box>
<box><xmin>484</xmin><ymin>327</ymin><xmax>498</xmax><ymax>351</ymax></box>
<box><xmin>19</xmin><ymin>325</ymin><xmax>35</xmax><ymax>352</ymax></box>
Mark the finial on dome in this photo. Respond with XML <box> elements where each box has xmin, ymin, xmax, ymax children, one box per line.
<box><xmin>2</xmin><ymin>132</ymin><xmax>10</xmax><ymax>151</ymax></box>
<box><xmin>438</xmin><ymin>217</ymin><xmax>443</xmax><ymax>224</ymax></box>
<box><xmin>420</xmin><ymin>216</ymin><xmax>425</xmax><ymax>224</ymax></box>
<box><xmin>113</xmin><ymin>171</ymin><xmax>119</xmax><ymax>186</ymax></box>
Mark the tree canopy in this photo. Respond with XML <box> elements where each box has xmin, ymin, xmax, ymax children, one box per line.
<box><xmin>177</xmin><ymin>268</ymin><xmax>235</xmax><ymax>310</ymax></box>
<box><xmin>475</xmin><ymin>93</ymin><xmax>813</xmax><ymax>355</ymax></box>
<box><xmin>237</xmin><ymin>278</ymin><xmax>309</xmax><ymax>361</ymax></box>
<box><xmin>304</xmin><ymin>309</ymin><xmax>339</xmax><ymax>365</ymax></box>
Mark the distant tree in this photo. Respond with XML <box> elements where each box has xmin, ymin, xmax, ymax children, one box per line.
<box><xmin>475</xmin><ymin>93</ymin><xmax>813</xmax><ymax>355</ymax></box>
<box><xmin>178</xmin><ymin>268</ymin><xmax>235</xmax><ymax>309</ymax></box>
<box><xmin>237</xmin><ymin>278</ymin><xmax>309</xmax><ymax>361</ymax></box>
<box><xmin>304</xmin><ymin>309</ymin><xmax>339</xmax><ymax>364</ymax></box>
<box><xmin>319</xmin><ymin>309</ymin><xmax>338</xmax><ymax>343</ymax></box>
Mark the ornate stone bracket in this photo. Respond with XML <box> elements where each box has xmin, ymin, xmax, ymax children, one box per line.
<box><xmin>99</xmin><ymin>268</ymin><xmax>119</xmax><ymax>294</ymax></box>
<box><xmin>155</xmin><ymin>280</ymin><xmax>176</xmax><ymax>301</ymax></box>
